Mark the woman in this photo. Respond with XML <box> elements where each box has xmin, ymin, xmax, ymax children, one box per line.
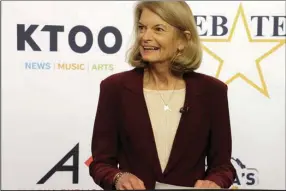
<box><xmin>89</xmin><ymin>1</ymin><xmax>236</xmax><ymax>190</ymax></box>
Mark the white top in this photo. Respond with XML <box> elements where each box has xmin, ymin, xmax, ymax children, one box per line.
<box><xmin>143</xmin><ymin>88</ymin><xmax>186</xmax><ymax>172</ymax></box>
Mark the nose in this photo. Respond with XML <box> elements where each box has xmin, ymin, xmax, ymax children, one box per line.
<box><xmin>141</xmin><ymin>29</ymin><xmax>152</xmax><ymax>42</ymax></box>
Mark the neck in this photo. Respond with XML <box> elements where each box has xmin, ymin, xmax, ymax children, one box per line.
<box><xmin>144</xmin><ymin>62</ymin><xmax>182</xmax><ymax>90</ymax></box>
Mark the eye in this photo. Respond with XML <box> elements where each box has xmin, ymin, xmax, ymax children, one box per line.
<box><xmin>155</xmin><ymin>27</ymin><xmax>164</xmax><ymax>32</ymax></box>
<box><xmin>138</xmin><ymin>25</ymin><xmax>144</xmax><ymax>31</ymax></box>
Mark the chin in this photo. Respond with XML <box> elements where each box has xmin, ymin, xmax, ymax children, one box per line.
<box><xmin>143</xmin><ymin>59</ymin><xmax>159</xmax><ymax>64</ymax></box>
<box><xmin>142</xmin><ymin>56</ymin><xmax>159</xmax><ymax>62</ymax></box>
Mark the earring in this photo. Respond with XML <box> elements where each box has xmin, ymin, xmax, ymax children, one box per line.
<box><xmin>178</xmin><ymin>45</ymin><xmax>184</xmax><ymax>52</ymax></box>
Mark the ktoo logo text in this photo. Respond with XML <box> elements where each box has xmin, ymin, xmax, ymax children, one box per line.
<box><xmin>17</xmin><ymin>24</ymin><xmax>122</xmax><ymax>54</ymax></box>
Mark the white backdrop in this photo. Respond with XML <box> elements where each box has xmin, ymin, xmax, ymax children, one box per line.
<box><xmin>2</xmin><ymin>1</ymin><xmax>285</xmax><ymax>190</ymax></box>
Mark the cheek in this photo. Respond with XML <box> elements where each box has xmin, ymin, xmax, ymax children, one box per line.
<box><xmin>157</xmin><ymin>38</ymin><xmax>177</xmax><ymax>54</ymax></box>
<box><xmin>160</xmin><ymin>47</ymin><xmax>177</xmax><ymax>58</ymax></box>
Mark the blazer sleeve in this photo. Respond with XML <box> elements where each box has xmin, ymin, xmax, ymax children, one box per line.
<box><xmin>89</xmin><ymin>78</ymin><xmax>122</xmax><ymax>190</ymax></box>
<box><xmin>204</xmin><ymin>83</ymin><xmax>237</xmax><ymax>188</ymax></box>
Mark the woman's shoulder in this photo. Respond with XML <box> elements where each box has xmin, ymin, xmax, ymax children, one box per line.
<box><xmin>190</xmin><ymin>71</ymin><xmax>228</xmax><ymax>92</ymax></box>
<box><xmin>100</xmin><ymin>68</ymin><xmax>138</xmax><ymax>88</ymax></box>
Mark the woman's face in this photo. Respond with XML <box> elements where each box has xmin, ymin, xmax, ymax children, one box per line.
<box><xmin>138</xmin><ymin>8</ymin><xmax>180</xmax><ymax>65</ymax></box>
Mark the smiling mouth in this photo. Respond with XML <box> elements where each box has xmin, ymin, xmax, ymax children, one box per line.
<box><xmin>142</xmin><ymin>46</ymin><xmax>160</xmax><ymax>51</ymax></box>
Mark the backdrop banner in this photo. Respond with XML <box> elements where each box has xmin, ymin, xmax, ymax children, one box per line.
<box><xmin>2</xmin><ymin>1</ymin><xmax>285</xmax><ymax>190</ymax></box>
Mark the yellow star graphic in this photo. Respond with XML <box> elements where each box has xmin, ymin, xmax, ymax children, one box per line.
<box><xmin>201</xmin><ymin>3</ymin><xmax>285</xmax><ymax>98</ymax></box>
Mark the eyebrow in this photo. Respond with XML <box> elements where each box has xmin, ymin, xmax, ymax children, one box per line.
<box><xmin>138</xmin><ymin>22</ymin><xmax>167</xmax><ymax>29</ymax></box>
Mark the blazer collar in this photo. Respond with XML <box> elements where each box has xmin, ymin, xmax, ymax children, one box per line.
<box><xmin>123</xmin><ymin>67</ymin><xmax>205</xmax><ymax>96</ymax></box>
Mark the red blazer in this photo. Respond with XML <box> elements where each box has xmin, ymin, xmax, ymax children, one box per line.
<box><xmin>89</xmin><ymin>68</ymin><xmax>236</xmax><ymax>190</ymax></box>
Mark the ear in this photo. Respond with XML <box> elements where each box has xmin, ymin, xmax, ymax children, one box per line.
<box><xmin>177</xmin><ymin>30</ymin><xmax>191</xmax><ymax>51</ymax></box>
<box><xmin>183</xmin><ymin>30</ymin><xmax>191</xmax><ymax>41</ymax></box>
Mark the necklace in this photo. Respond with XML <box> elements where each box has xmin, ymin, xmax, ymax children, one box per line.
<box><xmin>155</xmin><ymin>79</ymin><xmax>178</xmax><ymax>112</ymax></box>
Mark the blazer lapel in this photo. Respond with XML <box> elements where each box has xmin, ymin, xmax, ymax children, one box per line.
<box><xmin>122</xmin><ymin>68</ymin><xmax>163</xmax><ymax>177</ymax></box>
<box><xmin>163</xmin><ymin>72</ymin><xmax>204</xmax><ymax>175</ymax></box>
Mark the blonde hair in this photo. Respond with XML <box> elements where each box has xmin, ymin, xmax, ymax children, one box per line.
<box><xmin>126</xmin><ymin>1</ymin><xmax>202</xmax><ymax>74</ymax></box>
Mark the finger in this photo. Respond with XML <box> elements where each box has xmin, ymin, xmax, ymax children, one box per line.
<box><xmin>118</xmin><ymin>185</ymin><xmax>126</xmax><ymax>190</ymax></box>
<box><xmin>134</xmin><ymin>179</ymin><xmax>146</xmax><ymax>189</ymax></box>
<box><xmin>130</xmin><ymin>178</ymin><xmax>144</xmax><ymax>189</ymax></box>
<box><xmin>209</xmin><ymin>182</ymin><xmax>220</xmax><ymax>189</ymax></box>
<box><xmin>203</xmin><ymin>180</ymin><xmax>211</xmax><ymax>188</ymax></box>
<box><xmin>194</xmin><ymin>180</ymin><xmax>204</xmax><ymax>188</ymax></box>
<box><xmin>122</xmin><ymin>182</ymin><xmax>133</xmax><ymax>190</ymax></box>
<box><xmin>203</xmin><ymin>180</ymin><xmax>220</xmax><ymax>189</ymax></box>
<box><xmin>138</xmin><ymin>180</ymin><xmax>146</xmax><ymax>189</ymax></box>
<box><xmin>195</xmin><ymin>180</ymin><xmax>212</xmax><ymax>188</ymax></box>
<box><xmin>118</xmin><ymin>184</ymin><xmax>126</xmax><ymax>190</ymax></box>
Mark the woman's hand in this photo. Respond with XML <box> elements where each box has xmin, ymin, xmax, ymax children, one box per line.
<box><xmin>115</xmin><ymin>173</ymin><xmax>146</xmax><ymax>190</ymax></box>
<box><xmin>194</xmin><ymin>180</ymin><xmax>221</xmax><ymax>189</ymax></box>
